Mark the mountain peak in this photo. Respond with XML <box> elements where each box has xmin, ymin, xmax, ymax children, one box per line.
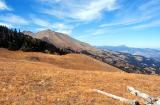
<box><xmin>44</xmin><ymin>29</ymin><xmax>53</xmax><ymax>32</ymax></box>
<box><xmin>34</xmin><ymin>29</ymin><xmax>100</xmax><ymax>52</ymax></box>
<box><xmin>39</xmin><ymin>29</ymin><xmax>54</xmax><ymax>33</ymax></box>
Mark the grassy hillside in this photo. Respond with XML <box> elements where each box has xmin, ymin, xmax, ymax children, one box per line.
<box><xmin>0</xmin><ymin>48</ymin><xmax>120</xmax><ymax>72</ymax></box>
<box><xmin>0</xmin><ymin>49</ymin><xmax>160</xmax><ymax>105</ymax></box>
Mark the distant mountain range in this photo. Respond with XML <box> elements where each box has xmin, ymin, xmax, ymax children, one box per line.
<box><xmin>98</xmin><ymin>45</ymin><xmax>160</xmax><ymax>62</ymax></box>
<box><xmin>1</xmin><ymin>25</ymin><xmax>160</xmax><ymax>75</ymax></box>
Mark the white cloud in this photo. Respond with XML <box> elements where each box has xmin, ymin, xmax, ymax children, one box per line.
<box><xmin>85</xmin><ymin>28</ymin><xmax>109</xmax><ymax>36</ymax></box>
<box><xmin>99</xmin><ymin>19</ymin><xmax>138</xmax><ymax>28</ymax></box>
<box><xmin>131</xmin><ymin>20</ymin><xmax>160</xmax><ymax>29</ymax></box>
<box><xmin>71</xmin><ymin>0</ymin><xmax>118</xmax><ymax>21</ymax></box>
<box><xmin>0</xmin><ymin>0</ymin><xmax>12</xmax><ymax>11</ymax></box>
<box><xmin>0</xmin><ymin>22</ymin><xmax>12</xmax><ymax>27</ymax></box>
<box><xmin>138</xmin><ymin>0</ymin><xmax>160</xmax><ymax>19</ymax></box>
<box><xmin>40</xmin><ymin>0</ymin><xmax>62</xmax><ymax>3</ymax></box>
<box><xmin>53</xmin><ymin>23</ymin><xmax>73</xmax><ymax>34</ymax></box>
<box><xmin>41</xmin><ymin>0</ymin><xmax>118</xmax><ymax>21</ymax></box>
<box><xmin>31</xmin><ymin>17</ymin><xmax>52</xmax><ymax>27</ymax></box>
<box><xmin>99</xmin><ymin>16</ymin><xmax>152</xmax><ymax>28</ymax></box>
<box><xmin>31</xmin><ymin>17</ymin><xmax>73</xmax><ymax>34</ymax></box>
<box><xmin>139</xmin><ymin>0</ymin><xmax>160</xmax><ymax>12</ymax></box>
<box><xmin>99</xmin><ymin>0</ymin><xmax>160</xmax><ymax>29</ymax></box>
<box><xmin>0</xmin><ymin>14</ymin><xmax>28</xmax><ymax>25</ymax></box>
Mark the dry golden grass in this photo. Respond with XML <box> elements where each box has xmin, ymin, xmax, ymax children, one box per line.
<box><xmin>0</xmin><ymin>48</ymin><xmax>159</xmax><ymax>105</ymax></box>
<box><xmin>0</xmin><ymin>48</ymin><xmax>120</xmax><ymax>72</ymax></box>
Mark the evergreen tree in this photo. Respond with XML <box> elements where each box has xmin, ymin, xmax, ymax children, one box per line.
<box><xmin>0</xmin><ymin>25</ymin><xmax>69</xmax><ymax>54</ymax></box>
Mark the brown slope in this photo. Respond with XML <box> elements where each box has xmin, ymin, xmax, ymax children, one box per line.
<box><xmin>0</xmin><ymin>49</ymin><xmax>160</xmax><ymax>105</ymax></box>
<box><xmin>0</xmin><ymin>48</ymin><xmax>120</xmax><ymax>72</ymax></box>
<box><xmin>34</xmin><ymin>29</ymin><xmax>100</xmax><ymax>53</ymax></box>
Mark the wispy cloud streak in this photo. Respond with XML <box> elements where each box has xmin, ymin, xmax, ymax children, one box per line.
<box><xmin>0</xmin><ymin>14</ymin><xmax>28</xmax><ymax>25</ymax></box>
<box><xmin>40</xmin><ymin>0</ymin><xmax>119</xmax><ymax>22</ymax></box>
<box><xmin>99</xmin><ymin>0</ymin><xmax>160</xmax><ymax>31</ymax></box>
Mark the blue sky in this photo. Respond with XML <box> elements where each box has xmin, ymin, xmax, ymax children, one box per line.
<box><xmin>0</xmin><ymin>0</ymin><xmax>160</xmax><ymax>48</ymax></box>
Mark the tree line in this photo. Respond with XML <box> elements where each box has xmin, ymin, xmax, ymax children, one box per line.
<box><xmin>0</xmin><ymin>25</ymin><xmax>74</xmax><ymax>55</ymax></box>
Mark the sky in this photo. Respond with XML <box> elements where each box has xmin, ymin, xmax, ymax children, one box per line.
<box><xmin>0</xmin><ymin>0</ymin><xmax>160</xmax><ymax>48</ymax></box>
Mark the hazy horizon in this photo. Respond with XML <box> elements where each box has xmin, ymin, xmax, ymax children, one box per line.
<box><xmin>95</xmin><ymin>44</ymin><xmax>160</xmax><ymax>49</ymax></box>
<box><xmin>0</xmin><ymin>0</ymin><xmax>160</xmax><ymax>48</ymax></box>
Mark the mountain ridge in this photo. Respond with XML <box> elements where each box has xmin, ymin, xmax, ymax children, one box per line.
<box><xmin>23</xmin><ymin>28</ymin><xmax>160</xmax><ymax>75</ymax></box>
<box><xmin>34</xmin><ymin>29</ymin><xmax>101</xmax><ymax>53</ymax></box>
<box><xmin>1</xmin><ymin>25</ymin><xmax>160</xmax><ymax>75</ymax></box>
<box><xmin>98</xmin><ymin>45</ymin><xmax>160</xmax><ymax>62</ymax></box>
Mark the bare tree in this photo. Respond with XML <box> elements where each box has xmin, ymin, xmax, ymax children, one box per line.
<box><xmin>93</xmin><ymin>86</ymin><xmax>160</xmax><ymax>105</ymax></box>
<box><xmin>93</xmin><ymin>89</ymin><xmax>139</xmax><ymax>105</ymax></box>
<box><xmin>127</xmin><ymin>87</ymin><xmax>160</xmax><ymax>105</ymax></box>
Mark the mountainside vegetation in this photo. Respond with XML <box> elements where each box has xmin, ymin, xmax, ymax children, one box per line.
<box><xmin>0</xmin><ymin>25</ymin><xmax>74</xmax><ymax>55</ymax></box>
